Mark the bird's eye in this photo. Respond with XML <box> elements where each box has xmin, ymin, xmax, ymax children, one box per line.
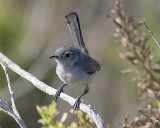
<box><xmin>65</xmin><ymin>52</ymin><xmax>70</xmax><ymax>57</ymax></box>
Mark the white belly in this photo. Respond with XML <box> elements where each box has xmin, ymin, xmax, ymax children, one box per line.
<box><xmin>56</xmin><ymin>63</ymin><xmax>95</xmax><ymax>86</ymax></box>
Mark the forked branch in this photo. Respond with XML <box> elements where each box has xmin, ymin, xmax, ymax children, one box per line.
<box><xmin>0</xmin><ymin>62</ymin><xmax>26</xmax><ymax>128</ymax></box>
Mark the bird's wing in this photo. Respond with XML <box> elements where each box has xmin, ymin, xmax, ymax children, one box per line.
<box><xmin>65</xmin><ymin>12</ymin><xmax>89</xmax><ymax>54</ymax></box>
<box><xmin>83</xmin><ymin>55</ymin><xmax>101</xmax><ymax>74</ymax></box>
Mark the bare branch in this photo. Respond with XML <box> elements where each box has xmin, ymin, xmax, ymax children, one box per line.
<box><xmin>0</xmin><ymin>97</ymin><xmax>21</xmax><ymax>121</ymax></box>
<box><xmin>0</xmin><ymin>107</ymin><xmax>14</xmax><ymax>118</ymax></box>
<box><xmin>139</xmin><ymin>109</ymin><xmax>156</xmax><ymax>128</ymax></box>
<box><xmin>0</xmin><ymin>62</ymin><xmax>27</xmax><ymax>128</ymax></box>
<box><xmin>0</xmin><ymin>97</ymin><xmax>13</xmax><ymax>114</ymax></box>
<box><xmin>0</xmin><ymin>97</ymin><xmax>26</xmax><ymax>128</ymax></box>
<box><xmin>154</xmin><ymin>115</ymin><xmax>160</xmax><ymax>122</ymax></box>
<box><xmin>139</xmin><ymin>20</ymin><xmax>160</xmax><ymax>48</ymax></box>
<box><xmin>0</xmin><ymin>52</ymin><xmax>106</xmax><ymax>128</ymax></box>
<box><xmin>1</xmin><ymin>63</ymin><xmax>20</xmax><ymax>117</ymax></box>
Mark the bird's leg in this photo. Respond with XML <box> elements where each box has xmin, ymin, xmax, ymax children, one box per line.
<box><xmin>73</xmin><ymin>85</ymin><xmax>89</xmax><ymax>112</ymax></box>
<box><xmin>55</xmin><ymin>84</ymin><xmax>68</xmax><ymax>102</ymax></box>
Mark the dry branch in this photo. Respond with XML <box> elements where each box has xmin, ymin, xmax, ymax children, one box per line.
<box><xmin>0</xmin><ymin>62</ymin><xmax>27</xmax><ymax>128</ymax></box>
<box><xmin>0</xmin><ymin>52</ymin><xmax>106</xmax><ymax>128</ymax></box>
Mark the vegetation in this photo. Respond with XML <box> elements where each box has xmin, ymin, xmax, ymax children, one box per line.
<box><xmin>36</xmin><ymin>101</ymin><xmax>94</xmax><ymax>128</ymax></box>
<box><xmin>108</xmin><ymin>0</ymin><xmax>160</xmax><ymax>127</ymax></box>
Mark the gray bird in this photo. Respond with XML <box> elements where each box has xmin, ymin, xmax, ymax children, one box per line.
<box><xmin>50</xmin><ymin>12</ymin><xmax>101</xmax><ymax>111</ymax></box>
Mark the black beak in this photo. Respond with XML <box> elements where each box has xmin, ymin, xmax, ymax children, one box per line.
<box><xmin>49</xmin><ymin>55</ymin><xmax>59</xmax><ymax>59</ymax></box>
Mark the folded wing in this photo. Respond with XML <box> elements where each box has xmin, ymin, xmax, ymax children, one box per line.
<box><xmin>83</xmin><ymin>55</ymin><xmax>101</xmax><ymax>74</ymax></box>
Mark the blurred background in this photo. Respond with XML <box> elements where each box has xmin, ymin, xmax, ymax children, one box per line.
<box><xmin>0</xmin><ymin>0</ymin><xmax>160</xmax><ymax>127</ymax></box>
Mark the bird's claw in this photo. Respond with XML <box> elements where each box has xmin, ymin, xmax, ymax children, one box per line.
<box><xmin>55</xmin><ymin>88</ymin><xmax>63</xmax><ymax>102</ymax></box>
<box><xmin>73</xmin><ymin>97</ymin><xmax>81</xmax><ymax>112</ymax></box>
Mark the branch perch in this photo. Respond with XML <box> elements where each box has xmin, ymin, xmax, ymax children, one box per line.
<box><xmin>0</xmin><ymin>52</ymin><xmax>106</xmax><ymax>128</ymax></box>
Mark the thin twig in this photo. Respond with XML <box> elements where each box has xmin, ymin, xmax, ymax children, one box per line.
<box><xmin>0</xmin><ymin>52</ymin><xmax>106</xmax><ymax>128</ymax></box>
<box><xmin>0</xmin><ymin>97</ymin><xmax>13</xmax><ymax>113</ymax></box>
<box><xmin>0</xmin><ymin>62</ymin><xmax>27</xmax><ymax>128</ymax></box>
<box><xmin>0</xmin><ymin>97</ymin><xmax>19</xmax><ymax>120</ymax></box>
<box><xmin>139</xmin><ymin>108</ymin><xmax>156</xmax><ymax>128</ymax></box>
<box><xmin>1</xmin><ymin>63</ymin><xmax>20</xmax><ymax>117</ymax></box>
<box><xmin>0</xmin><ymin>107</ymin><xmax>14</xmax><ymax>117</ymax></box>
<box><xmin>154</xmin><ymin>115</ymin><xmax>160</xmax><ymax>122</ymax></box>
<box><xmin>139</xmin><ymin>20</ymin><xmax>160</xmax><ymax>48</ymax></box>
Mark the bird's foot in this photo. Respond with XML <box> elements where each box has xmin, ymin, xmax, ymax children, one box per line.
<box><xmin>55</xmin><ymin>87</ymin><xmax>63</xmax><ymax>102</ymax></box>
<box><xmin>73</xmin><ymin>97</ymin><xmax>81</xmax><ymax>112</ymax></box>
<box><xmin>55</xmin><ymin>84</ymin><xmax>67</xmax><ymax>102</ymax></box>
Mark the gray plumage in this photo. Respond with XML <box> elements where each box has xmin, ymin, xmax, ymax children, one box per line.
<box><xmin>50</xmin><ymin>12</ymin><xmax>101</xmax><ymax>110</ymax></box>
<box><xmin>53</xmin><ymin>45</ymin><xmax>100</xmax><ymax>86</ymax></box>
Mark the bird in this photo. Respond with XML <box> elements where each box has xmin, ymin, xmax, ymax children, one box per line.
<box><xmin>50</xmin><ymin>12</ymin><xmax>101</xmax><ymax>111</ymax></box>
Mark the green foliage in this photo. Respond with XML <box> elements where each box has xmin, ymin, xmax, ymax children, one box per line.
<box><xmin>36</xmin><ymin>101</ymin><xmax>66</xmax><ymax>128</ymax></box>
<box><xmin>152</xmin><ymin>99</ymin><xmax>160</xmax><ymax>107</ymax></box>
<box><xmin>36</xmin><ymin>101</ymin><xmax>95</xmax><ymax>128</ymax></box>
